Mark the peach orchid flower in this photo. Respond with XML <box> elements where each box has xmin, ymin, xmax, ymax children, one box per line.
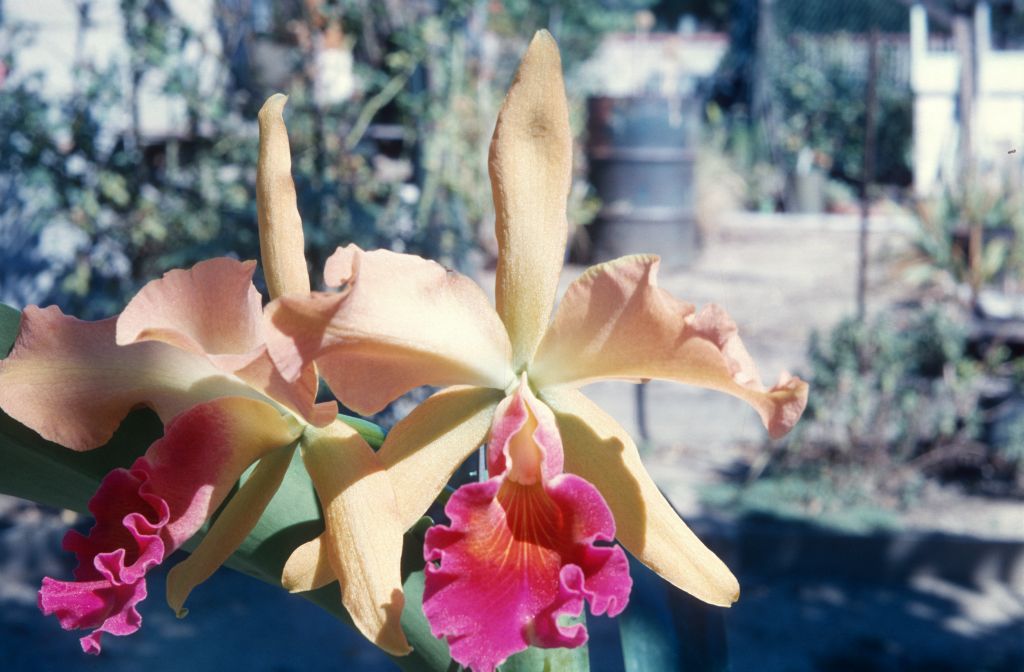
<box><xmin>265</xmin><ymin>32</ymin><xmax>809</xmax><ymax>672</ymax></box>
<box><xmin>0</xmin><ymin>96</ymin><xmax>410</xmax><ymax>656</ymax></box>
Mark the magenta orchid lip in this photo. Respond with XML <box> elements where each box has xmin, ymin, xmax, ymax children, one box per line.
<box><xmin>423</xmin><ymin>379</ymin><xmax>631</xmax><ymax>672</ymax></box>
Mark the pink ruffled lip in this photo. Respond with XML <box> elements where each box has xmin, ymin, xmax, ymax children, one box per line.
<box><xmin>422</xmin><ymin>381</ymin><xmax>632</xmax><ymax>672</ymax></box>
<box><xmin>38</xmin><ymin>460</ymin><xmax>169</xmax><ymax>653</ymax></box>
<box><xmin>36</xmin><ymin>398</ymin><xmax>300</xmax><ymax>654</ymax></box>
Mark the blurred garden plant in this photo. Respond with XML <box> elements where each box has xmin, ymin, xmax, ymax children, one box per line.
<box><xmin>903</xmin><ymin>182</ymin><xmax>1024</xmax><ymax>297</ymax></box>
<box><xmin>0</xmin><ymin>0</ymin><xmax>649</xmax><ymax>321</ymax></box>
<box><xmin>733</xmin><ymin>306</ymin><xmax>1024</xmax><ymax>528</ymax></box>
<box><xmin>266</xmin><ymin>32</ymin><xmax>808</xmax><ymax>671</ymax></box>
<box><xmin>0</xmin><ymin>27</ymin><xmax>808</xmax><ymax>672</ymax></box>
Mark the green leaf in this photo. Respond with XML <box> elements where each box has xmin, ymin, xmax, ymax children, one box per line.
<box><xmin>0</xmin><ymin>405</ymin><xmax>161</xmax><ymax>512</ymax></box>
<box><xmin>619</xmin><ymin>558</ymin><xmax>728</xmax><ymax>672</ymax></box>
<box><xmin>502</xmin><ymin>617</ymin><xmax>590</xmax><ymax>671</ymax></box>
<box><xmin>0</xmin><ymin>303</ymin><xmax>20</xmax><ymax>358</ymax></box>
<box><xmin>337</xmin><ymin>412</ymin><xmax>387</xmax><ymax>449</ymax></box>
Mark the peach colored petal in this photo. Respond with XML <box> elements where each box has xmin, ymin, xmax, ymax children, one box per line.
<box><xmin>166</xmin><ymin>444</ymin><xmax>297</xmax><ymax>616</ymax></box>
<box><xmin>233</xmin><ymin>352</ymin><xmax>337</xmax><ymax>427</ymax></box>
<box><xmin>532</xmin><ymin>256</ymin><xmax>809</xmax><ymax>439</ymax></box>
<box><xmin>116</xmin><ymin>257</ymin><xmax>265</xmax><ymax>372</ymax></box>
<box><xmin>541</xmin><ymin>387</ymin><xmax>740</xmax><ymax>607</ymax></box>
<box><xmin>490</xmin><ymin>30</ymin><xmax>572</xmax><ymax>369</ymax></box>
<box><xmin>300</xmin><ymin>421</ymin><xmax>411</xmax><ymax>656</ymax></box>
<box><xmin>117</xmin><ymin>257</ymin><xmax>332</xmax><ymax>426</ymax></box>
<box><xmin>281</xmin><ymin>534</ymin><xmax>335</xmax><ymax>593</ymax></box>
<box><xmin>257</xmin><ymin>94</ymin><xmax>310</xmax><ymax>299</ymax></box>
<box><xmin>266</xmin><ymin>245</ymin><xmax>514</xmax><ymax>415</ymax></box>
<box><xmin>377</xmin><ymin>385</ymin><xmax>504</xmax><ymax>530</ymax></box>
<box><xmin>0</xmin><ymin>306</ymin><xmax>263</xmax><ymax>450</ymax></box>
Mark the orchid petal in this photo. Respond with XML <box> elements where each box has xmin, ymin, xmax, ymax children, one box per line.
<box><xmin>423</xmin><ymin>385</ymin><xmax>630</xmax><ymax>672</ymax></box>
<box><xmin>490</xmin><ymin>30</ymin><xmax>572</xmax><ymax>369</ymax></box>
<box><xmin>39</xmin><ymin>397</ymin><xmax>300</xmax><ymax>651</ymax></box>
<box><xmin>117</xmin><ymin>257</ymin><xmax>334</xmax><ymax>426</ymax></box>
<box><xmin>281</xmin><ymin>533</ymin><xmax>335</xmax><ymax>593</ymax></box>
<box><xmin>486</xmin><ymin>374</ymin><xmax>563</xmax><ymax>485</ymax></box>
<box><xmin>541</xmin><ymin>387</ymin><xmax>740</xmax><ymax>607</ymax></box>
<box><xmin>233</xmin><ymin>353</ymin><xmax>338</xmax><ymax>427</ymax></box>
<box><xmin>257</xmin><ymin>94</ymin><xmax>311</xmax><ymax>299</ymax></box>
<box><xmin>166</xmin><ymin>444</ymin><xmax>297</xmax><ymax>616</ymax></box>
<box><xmin>106</xmin><ymin>397</ymin><xmax>298</xmax><ymax>552</ymax></box>
<box><xmin>116</xmin><ymin>257</ymin><xmax>265</xmax><ymax>371</ymax></box>
<box><xmin>39</xmin><ymin>575</ymin><xmax>149</xmax><ymax>654</ymax></box>
<box><xmin>0</xmin><ymin>306</ymin><xmax>262</xmax><ymax>450</ymax></box>
<box><xmin>532</xmin><ymin>256</ymin><xmax>809</xmax><ymax>439</ymax></box>
<box><xmin>266</xmin><ymin>245</ymin><xmax>514</xmax><ymax>415</ymax></box>
<box><xmin>298</xmin><ymin>421</ymin><xmax>411</xmax><ymax>655</ymax></box>
<box><xmin>378</xmin><ymin>385</ymin><xmax>503</xmax><ymax>530</ymax></box>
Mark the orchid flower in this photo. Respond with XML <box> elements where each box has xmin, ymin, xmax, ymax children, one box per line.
<box><xmin>0</xmin><ymin>96</ymin><xmax>410</xmax><ymax>656</ymax></box>
<box><xmin>264</xmin><ymin>31</ymin><xmax>809</xmax><ymax>671</ymax></box>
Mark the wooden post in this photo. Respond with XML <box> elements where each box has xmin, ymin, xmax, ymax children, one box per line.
<box><xmin>857</xmin><ymin>28</ymin><xmax>880</xmax><ymax>322</ymax></box>
<box><xmin>953</xmin><ymin>9</ymin><xmax>981</xmax><ymax>307</ymax></box>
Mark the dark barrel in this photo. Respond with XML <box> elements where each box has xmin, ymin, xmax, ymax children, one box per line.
<box><xmin>586</xmin><ymin>96</ymin><xmax>700</xmax><ymax>267</ymax></box>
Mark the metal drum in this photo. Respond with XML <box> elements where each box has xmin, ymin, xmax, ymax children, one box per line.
<box><xmin>586</xmin><ymin>96</ymin><xmax>700</xmax><ymax>267</ymax></box>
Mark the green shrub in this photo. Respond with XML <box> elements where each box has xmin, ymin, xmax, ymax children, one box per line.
<box><xmin>765</xmin><ymin>307</ymin><xmax>1022</xmax><ymax>497</ymax></box>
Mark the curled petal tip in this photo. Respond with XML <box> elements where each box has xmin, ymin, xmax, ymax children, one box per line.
<box><xmin>533</xmin><ymin>256</ymin><xmax>810</xmax><ymax>441</ymax></box>
<box><xmin>528</xmin><ymin>29</ymin><xmax>558</xmax><ymax>52</ymax></box>
<box><xmin>766</xmin><ymin>374</ymin><xmax>810</xmax><ymax>440</ymax></box>
<box><xmin>281</xmin><ymin>535</ymin><xmax>335</xmax><ymax>594</ymax></box>
<box><xmin>258</xmin><ymin>93</ymin><xmax>288</xmax><ymax>121</ymax></box>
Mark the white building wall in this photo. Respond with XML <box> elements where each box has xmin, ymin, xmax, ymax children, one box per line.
<box><xmin>910</xmin><ymin>2</ymin><xmax>1024</xmax><ymax>195</ymax></box>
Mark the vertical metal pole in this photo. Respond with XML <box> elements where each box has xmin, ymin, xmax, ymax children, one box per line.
<box><xmin>635</xmin><ymin>382</ymin><xmax>651</xmax><ymax>444</ymax></box>
<box><xmin>954</xmin><ymin>10</ymin><xmax>980</xmax><ymax>308</ymax></box>
<box><xmin>477</xmin><ymin>444</ymin><xmax>487</xmax><ymax>482</ymax></box>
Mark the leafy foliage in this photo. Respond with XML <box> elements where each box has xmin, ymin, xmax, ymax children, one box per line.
<box><xmin>770</xmin><ymin>34</ymin><xmax>912</xmax><ymax>187</ymax></box>
<box><xmin>903</xmin><ymin>182</ymin><xmax>1024</xmax><ymax>293</ymax></box>
<box><xmin>766</xmin><ymin>307</ymin><xmax>1022</xmax><ymax>497</ymax></box>
<box><xmin>1</xmin><ymin>1</ymin><xmax>647</xmax><ymax>319</ymax></box>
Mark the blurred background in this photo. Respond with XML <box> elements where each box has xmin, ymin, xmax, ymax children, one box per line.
<box><xmin>0</xmin><ymin>0</ymin><xmax>1022</xmax><ymax>670</ymax></box>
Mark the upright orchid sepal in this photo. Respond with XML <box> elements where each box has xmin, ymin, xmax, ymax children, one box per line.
<box><xmin>423</xmin><ymin>376</ymin><xmax>631</xmax><ymax>672</ymax></box>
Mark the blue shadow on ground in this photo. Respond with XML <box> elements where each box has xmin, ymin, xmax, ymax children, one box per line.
<box><xmin>3</xmin><ymin>503</ymin><xmax>1022</xmax><ymax>671</ymax></box>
